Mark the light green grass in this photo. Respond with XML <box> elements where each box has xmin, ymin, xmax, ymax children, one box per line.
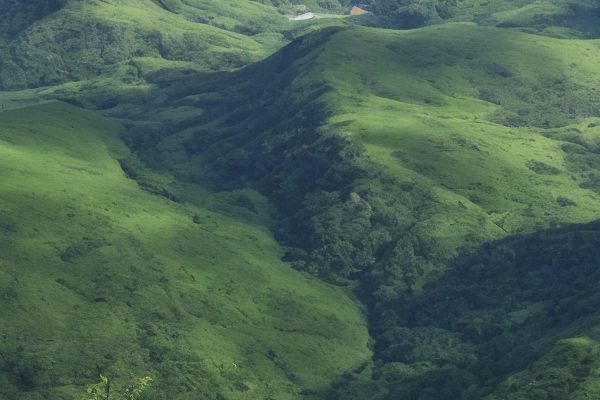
<box><xmin>0</xmin><ymin>102</ymin><xmax>370</xmax><ymax>399</ymax></box>
<box><xmin>300</xmin><ymin>24</ymin><xmax>600</xmax><ymax>252</ymax></box>
<box><xmin>0</xmin><ymin>89</ymin><xmax>49</xmax><ymax>111</ymax></box>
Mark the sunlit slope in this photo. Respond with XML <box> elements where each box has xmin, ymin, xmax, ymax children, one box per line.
<box><xmin>0</xmin><ymin>102</ymin><xmax>370</xmax><ymax>399</ymax></box>
<box><xmin>314</xmin><ymin>24</ymin><xmax>600</xmax><ymax>249</ymax></box>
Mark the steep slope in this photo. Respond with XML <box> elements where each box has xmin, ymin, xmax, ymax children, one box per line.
<box><xmin>0</xmin><ymin>101</ymin><xmax>370</xmax><ymax>399</ymax></box>
<box><xmin>108</xmin><ymin>23</ymin><xmax>600</xmax><ymax>398</ymax></box>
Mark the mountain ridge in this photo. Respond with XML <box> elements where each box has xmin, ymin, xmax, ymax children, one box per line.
<box><xmin>1</xmin><ymin>1</ymin><xmax>600</xmax><ymax>399</ymax></box>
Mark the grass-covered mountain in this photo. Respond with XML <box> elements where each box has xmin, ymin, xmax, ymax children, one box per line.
<box><xmin>96</xmin><ymin>20</ymin><xmax>600</xmax><ymax>399</ymax></box>
<box><xmin>1</xmin><ymin>0</ymin><xmax>600</xmax><ymax>399</ymax></box>
<box><xmin>3</xmin><ymin>0</ymin><xmax>597</xmax><ymax>90</ymax></box>
<box><xmin>0</xmin><ymin>0</ymin><xmax>307</xmax><ymax>90</ymax></box>
<box><xmin>123</xmin><ymin>22</ymin><xmax>600</xmax><ymax>268</ymax></box>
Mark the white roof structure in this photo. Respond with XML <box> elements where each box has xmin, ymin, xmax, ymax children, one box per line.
<box><xmin>289</xmin><ymin>12</ymin><xmax>315</xmax><ymax>21</ymax></box>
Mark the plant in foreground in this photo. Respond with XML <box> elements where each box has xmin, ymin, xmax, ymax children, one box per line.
<box><xmin>81</xmin><ymin>374</ymin><xmax>153</xmax><ymax>400</ymax></box>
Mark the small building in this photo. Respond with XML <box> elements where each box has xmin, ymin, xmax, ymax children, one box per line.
<box><xmin>289</xmin><ymin>12</ymin><xmax>315</xmax><ymax>21</ymax></box>
<box><xmin>350</xmin><ymin>6</ymin><xmax>368</xmax><ymax>16</ymax></box>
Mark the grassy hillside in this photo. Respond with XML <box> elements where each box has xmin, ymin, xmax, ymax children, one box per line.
<box><xmin>127</xmin><ymin>22</ymin><xmax>600</xmax><ymax>268</ymax></box>
<box><xmin>0</xmin><ymin>101</ymin><xmax>370</xmax><ymax>399</ymax></box>
<box><xmin>6</xmin><ymin>0</ymin><xmax>594</xmax><ymax>90</ymax></box>
<box><xmin>0</xmin><ymin>0</ymin><xmax>351</xmax><ymax>90</ymax></box>
<box><xmin>2</xmin><ymin>2</ymin><xmax>600</xmax><ymax>399</ymax></box>
<box><xmin>108</xmin><ymin>22</ymin><xmax>600</xmax><ymax>398</ymax></box>
<box><xmin>0</xmin><ymin>0</ymin><xmax>282</xmax><ymax>89</ymax></box>
<box><xmin>319</xmin><ymin>24</ymin><xmax>600</xmax><ymax>247</ymax></box>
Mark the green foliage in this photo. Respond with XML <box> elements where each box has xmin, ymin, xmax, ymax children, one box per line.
<box><xmin>81</xmin><ymin>375</ymin><xmax>152</xmax><ymax>400</ymax></box>
<box><xmin>82</xmin><ymin>375</ymin><xmax>110</xmax><ymax>400</ymax></box>
<box><xmin>329</xmin><ymin>221</ymin><xmax>600</xmax><ymax>399</ymax></box>
<box><xmin>123</xmin><ymin>377</ymin><xmax>153</xmax><ymax>400</ymax></box>
<box><xmin>3</xmin><ymin>1</ymin><xmax>600</xmax><ymax>399</ymax></box>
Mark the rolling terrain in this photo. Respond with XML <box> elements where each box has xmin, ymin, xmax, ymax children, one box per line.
<box><xmin>0</xmin><ymin>0</ymin><xmax>348</xmax><ymax>90</ymax></box>
<box><xmin>106</xmin><ymin>21</ymin><xmax>600</xmax><ymax>398</ymax></box>
<box><xmin>0</xmin><ymin>0</ymin><xmax>283</xmax><ymax>89</ymax></box>
<box><xmin>1</xmin><ymin>0</ymin><xmax>600</xmax><ymax>399</ymax></box>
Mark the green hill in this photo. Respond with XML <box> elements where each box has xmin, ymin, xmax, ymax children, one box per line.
<box><xmin>125</xmin><ymin>22</ymin><xmax>600</xmax><ymax>266</ymax></box>
<box><xmin>105</xmin><ymin>22</ymin><xmax>600</xmax><ymax>398</ymax></box>
<box><xmin>2</xmin><ymin>1</ymin><xmax>600</xmax><ymax>399</ymax></box>
<box><xmin>0</xmin><ymin>0</ymin><xmax>342</xmax><ymax>90</ymax></box>
<box><xmin>0</xmin><ymin>101</ymin><xmax>370</xmax><ymax>399</ymax></box>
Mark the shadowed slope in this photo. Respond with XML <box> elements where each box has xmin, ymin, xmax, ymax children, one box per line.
<box><xmin>124</xmin><ymin>23</ymin><xmax>600</xmax><ymax>264</ymax></box>
<box><xmin>0</xmin><ymin>0</ymin><xmax>67</xmax><ymax>37</ymax></box>
<box><xmin>361</xmin><ymin>220</ymin><xmax>600</xmax><ymax>399</ymax></box>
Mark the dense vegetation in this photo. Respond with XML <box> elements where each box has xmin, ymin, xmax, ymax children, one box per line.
<box><xmin>0</xmin><ymin>0</ymin><xmax>292</xmax><ymax>90</ymax></box>
<box><xmin>110</xmin><ymin>19</ymin><xmax>600</xmax><ymax>399</ymax></box>
<box><xmin>330</xmin><ymin>221</ymin><xmax>600</xmax><ymax>399</ymax></box>
<box><xmin>1</xmin><ymin>0</ymin><xmax>600</xmax><ymax>399</ymax></box>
